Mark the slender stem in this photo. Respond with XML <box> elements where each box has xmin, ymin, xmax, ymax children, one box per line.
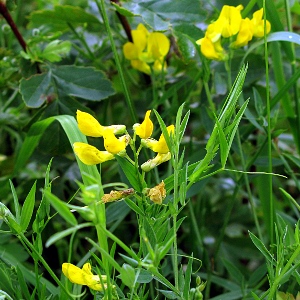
<box><xmin>110</xmin><ymin>0</ymin><xmax>132</xmax><ymax>42</ymax></box>
<box><xmin>263</xmin><ymin>0</ymin><xmax>274</xmax><ymax>245</ymax></box>
<box><xmin>17</xmin><ymin>232</ymin><xmax>71</xmax><ymax>298</ymax></box>
<box><xmin>96</xmin><ymin>0</ymin><xmax>137</xmax><ymax>123</ymax></box>
<box><xmin>0</xmin><ymin>1</ymin><xmax>26</xmax><ymax>51</ymax></box>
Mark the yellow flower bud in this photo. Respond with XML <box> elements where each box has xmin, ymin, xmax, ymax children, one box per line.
<box><xmin>141</xmin><ymin>152</ymin><xmax>171</xmax><ymax>172</ymax></box>
<box><xmin>73</xmin><ymin>142</ymin><xmax>114</xmax><ymax>165</ymax></box>
<box><xmin>134</xmin><ymin>110</ymin><xmax>154</xmax><ymax>139</ymax></box>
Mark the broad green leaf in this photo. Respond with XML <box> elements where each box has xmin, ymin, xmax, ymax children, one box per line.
<box><xmin>19</xmin><ymin>72</ymin><xmax>52</xmax><ymax>108</ymax></box>
<box><xmin>20</xmin><ymin>181</ymin><xmax>36</xmax><ymax>232</ymax></box>
<box><xmin>44</xmin><ymin>190</ymin><xmax>77</xmax><ymax>226</ymax></box>
<box><xmin>28</xmin><ymin>5</ymin><xmax>101</xmax><ymax>31</ymax></box>
<box><xmin>52</xmin><ymin>66</ymin><xmax>115</xmax><ymax>101</ymax></box>
<box><xmin>222</xmin><ymin>258</ymin><xmax>244</xmax><ymax>285</ymax></box>
<box><xmin>120</xmin><ymin>264</ymin><xmax>136</xmax><ymax>288</ymax></box>
<box><xmin>121</xmin><ymin>0</ymin><xmax>205</xmax><ymax>31</ymax></box>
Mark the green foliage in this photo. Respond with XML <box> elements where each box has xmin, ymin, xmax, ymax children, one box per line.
<box><xmin>0</xmin><ymin>0</ymin><xmax>300</xmax><ymax>299</ymax></box>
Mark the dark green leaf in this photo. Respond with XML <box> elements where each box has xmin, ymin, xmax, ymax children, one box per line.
<box><xmin>19</xmin><ymin>72</ymin><xmax>52</xmax><ymax>108</ymax></box>
<box><xmin>52</xmin><ymin>66</ymin><xmax>115</xmax><ymax>101</ymax></box>
<box><xmin>28</xmin><ymin>5</ymin><xmax>101</xmax><ymax>31</ymax></box>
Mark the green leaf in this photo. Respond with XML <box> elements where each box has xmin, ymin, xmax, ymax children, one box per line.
<box><xmin>120</xmin><ymin>264</ymin><xmax>136</xmax><ymax>288</ymax></box>
<box><xmin>42</xmin><ymin>40</ymin><xmax>72</xmax><ymax>62</ymax></box>
<box><xmin>9</xmin><ymin>180</ymin><xmax>20</xmax><ymax>222</ymax></box>
<box><xmin>16</xmin><ymin>266</ymin><xmax>31</xmax><ymax>300</ymax></box>
<box><xmin>124</xmin><ymin>199</ymin><xmax>145</xmax><ymax>217</ymax></box>
<box><xmin>20</xmin><ymin>181</ymin><xmax>36</xmax><ymax>232</ymax></box>
<box><xmin>52</xmin><ymin>66</ymin><xmax>115</xmax><ymax>101</ymax></box>
<box><xmin>28</xmin><ymin>5</ymin><xmax>101</xmax><ymax>31</ymax></box>
<box><xmin>216</xmin><ymin>118</ymin><xmax>228</xmax><ymax>168</ymax></box>
<box><xmin>45</xmin><ymin>223</ymin><xmax>93</xmax><ymax>247</ymax></box>
<box><xmin>115</xmin><ymin>156</ymin><xmax>145</xmax><ymax>192</ymax></box>
<box><xmin>121</xmin><ymin>0</ymin><xmax>205</xmax><ymax>31</ymax></box>
<box><xmin>136</xmin><ymin>269</ymin><xmax>153</xmax><ymax>283</ymax></box>
<box><xmin>183</xmin><ymin>255</ymin><xmax>193</xmax><ymax>299</ymax></box>
<box><xmin>156</xmin><ymin>290</ymin><xmax>178</xmax><ymax>299</ymax></box>
<box><xmin>248</xmin><ymin>231</ymin><xmax>275</xmax><ymax>265</ymax></box>
<box><xmin>44</xmin><ymin>190</ymin><xmax>77</xmax><ymax>226</ymax></box>
<box><xmin>19</xmin><ymin>72</ymin><xmax>52</xmax><ymax>108</ymax></box>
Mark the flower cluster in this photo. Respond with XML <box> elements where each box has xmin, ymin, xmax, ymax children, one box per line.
<box><xmin>123</xmin><ymin>24</ymin><xmax>170</xmax><ymax>74</ymax></box>
<box><xmin>62</xmin><ymin>262</ymin><xmax>111</xmax><ymax>291</ymax></box>
<box><xmin>73</xmin><ymin>110</ymin><xmax>174</xmax><ymax>172</ymax></box>
<box><xmin>133</xmin><ymin>110</ymin><xmax>174</xmax><ymax>171</ymax></box>
<box><xmin>73</xmin><ymin>110</ymin><xmax>129</xmax><ymax>165</ymax></box>
<box><xmin>196</xmin><ymin>6</ymin><xmax>271</xmax><ymax>60</ymax></box>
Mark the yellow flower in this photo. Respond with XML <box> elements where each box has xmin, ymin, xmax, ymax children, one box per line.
<box><xmin>232</xmin><ymin>18</ymin><xmax>254</xmax><ymax>48</ymax></box>
<box><xmin>146</xmin><ymin>181</ymin><xmax>166</xmax><ymax>205</ymax></box>
<box><xmin>196</xmin><ymin>36</ymin><xmax>225</xmax><ymax>60</ymax></box>
<box><xmin>251</xmin><ymin>8</ymin><xmax>271</xmax><ymax>38</ymax></box>
<box><xmin>133</xmin><ymin>110</ymin><xmax>154</xmax><ymax>139</ymax></box>
<box><xmin>147</xmin><ymin>32</ymin><xmax>170</xmax><ymax>60</ymax></box>
<box><xmin>76</xmin><ymin>110</ymin><xmax>126</xmax><ymax>137</ymax></box>
<box><xmin>62</xmin><ymin>262</ymin><xmax>108</xmax><ymax>291</ymax></box>
<box><xmin>216</xmin><ymin>5</ymin><xmax>243</xmax><ymax>38</ymax></box>
<box><xmin>123</xmin><ymin>23</ymin><xmax>170</xmax><ymax>74</ymax></box>
<box><xmin>73</xmin><ymin>142</ymin><xmax>114</xmax><ymax>165</ymax></box>
<box><xmin>76</xmin><ymin>110</ymin><xmax>103</xmax><ymax>137</ymax></box>
<box><xmin>103</xmin><ymin>129</ymin><xmax>127</xmax><ymax>154</ymax></box>
<box><xmin>141</xmin><ymin>152</ymin><xmax>171</xmax><ymax>172</ymax></box>
<box><xmin>142</xmin><ymin>125</ymin><xmax>174</xmax><ymax>154</ymax></box>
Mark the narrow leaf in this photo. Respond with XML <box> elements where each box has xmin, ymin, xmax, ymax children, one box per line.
<box><xmin>44</xmin><ymin>190</ymin><xmax>77</xmax><ymax>226</ymax></box>
<box><xmin>20</xmin><ymin>181</ymin><xmax>37</xmax><ymax>232</ymax></box>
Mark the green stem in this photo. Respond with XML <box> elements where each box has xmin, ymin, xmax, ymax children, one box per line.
<box><xmin>263</xmin><ymin>0</ymin><xmax>274</xmax><ymax>245</ymax></box>
<box><xmin>268</xmin><ymin>245</ymin><xmax>300</xmax><ymax>299</ymax></box>
<box><xmin>18</xmin><ymin>232</ymin><xmax>71</xmax><ymax>298</ymax></box>
<box><xmin>96</xmin><ymin>0</ymin><xmax>137</xmax><ymax>123</ymax></box>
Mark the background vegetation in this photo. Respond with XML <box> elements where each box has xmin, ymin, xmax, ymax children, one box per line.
<box><xmin>0</xmin><ymin>0</ymin><xmax>299</xmax><ymax>299</ymax></box>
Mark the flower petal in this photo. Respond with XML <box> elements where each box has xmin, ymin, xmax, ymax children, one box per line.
<box><xmin>134</xmin><ymin>110</ymin><xmax>154</xmax><ymax>139</ymax></box>
<box><xmin>73</xmin><ymin>142</ymin><xmax>114</xmax><ymax>165</ymax></box>
<box><xmin>76</xmin><ymin>110</ymin><xmax>103</xmax><ymax>137</ymax></box>
<box><xmin>62</xmin><ymin>263</ymin><xmax>86</xmax><ymax>285</ymax></box>
<box><xmin>103</xmin><ymin>129</ymin><xmax>126</xmax><ymax>154</ymax></box>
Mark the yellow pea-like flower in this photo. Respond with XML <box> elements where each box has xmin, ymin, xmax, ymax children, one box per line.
<box><xmin>196</xmin><ymin>36</ymin><xmax>225</xmax><ymax>61</ymax></box>
<box><xmin>251</xmin><ymin>8</ymin><xmax>271</xmax><ymax>38</ymax></box>
<box><xmin>134</xmin><ymin>110</ymin><xmax>154</xmax><ymax>139</ymax></box>
<box><xmin>232</xmin><ymin>18</ymin><xmax>254</xmax><ymax>48</ymax></box>
<box><xmin>142</xmin><ymin>125</ymin><xmax>174</xmax><ymax>154</ymax></box>
<box><xmin>73</xmin><ymin>142</ymin><xmax>114</xmax><ymax>165</ymax></box>
<box><xmin>62</xmin><ymin>263</ymin><xmax>107</xmax><ymax>291</ymax></box>
<box><xmin>103</xmin><ymin>129</ymin><xmax>127</xmax><ymax>154</ymax></box>
<box><xmin>76</xmin><ymin>110</ymin><xmax>104</xmax><ymax>137</ymax></box>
